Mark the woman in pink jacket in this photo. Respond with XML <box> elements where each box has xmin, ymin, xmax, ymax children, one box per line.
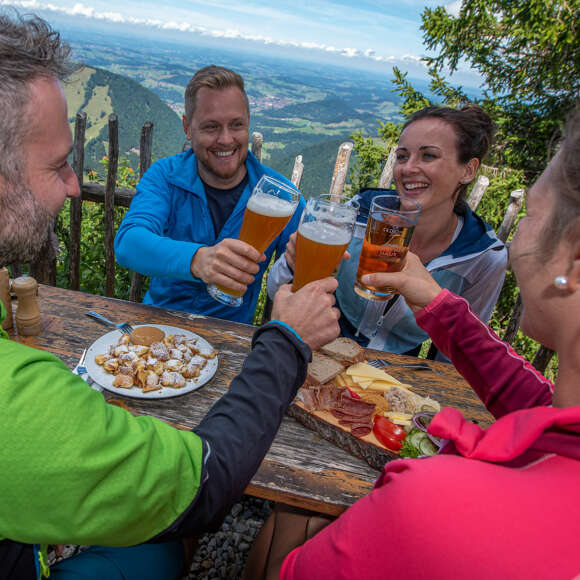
<box><xmin>279</xmin><ymin>110</ymin><xmax>580</xmax><ymax>580</ymax></box>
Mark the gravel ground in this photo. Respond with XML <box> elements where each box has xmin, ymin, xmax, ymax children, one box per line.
<box><xmin>186</xmin><ymin>496</ymin><xmax>273</xmax><ymax>579</ymax></box>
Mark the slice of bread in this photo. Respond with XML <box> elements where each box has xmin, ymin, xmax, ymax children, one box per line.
<box><xmin>305</xmin><ymin>352</ymin><xmax>344</xmax><ymax>386</ymax></box>
<box><xmin>320</xmin><ymin>337</ymin><xmax>365</xmax><ymax>366</ymax></box>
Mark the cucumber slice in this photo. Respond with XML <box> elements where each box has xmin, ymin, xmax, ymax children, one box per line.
<box><xmin>418</xmin><ymin>436</ymin><xmax>438</xmax><ymax>456</ymax></box>
<box><xmin>407</xmin><ymin>428</ymin><xmax>425</xmax><ymax>448</ymax></box>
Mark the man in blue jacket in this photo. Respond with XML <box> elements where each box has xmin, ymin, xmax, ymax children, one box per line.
<box><xmin>115</xmin><ymin>65</ymin><xmax>304</xmax><ymax>324</ymax></box>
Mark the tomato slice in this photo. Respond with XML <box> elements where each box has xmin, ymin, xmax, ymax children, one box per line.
<box><xmin>374</xmin><ymin>416</ymin><xmax>406</xmax><ymax>440</ymax></box>
<box><xmin>373</xmin><ymin>428</ymin><xmax>404</xmax><ymax>451</ymax></box>
<box><xmin>373</xmin><ymin>416</ymin><xmax>406</xmax><ymax>451</ymax></box>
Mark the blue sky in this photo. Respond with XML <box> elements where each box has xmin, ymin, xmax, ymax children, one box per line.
<box><xmin>2</xmin><ymin>0</ymin><xmax>475</xmax><ymax>82</ymax></box>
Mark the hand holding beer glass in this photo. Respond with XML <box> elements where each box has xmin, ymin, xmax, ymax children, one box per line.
<box><xmin>292</xmin><ymin>195</ymin><xmax>358</xmax><ymax>291</ymax></box>
<box><xmin>207</xmin><ymin>175</ymin><xmax>300</xmax><ymax>307</ymax></box>
<box><xmin>353</xmin><ymin>194</ymin><xmax>421</xmax><ymax>301</ymax></box>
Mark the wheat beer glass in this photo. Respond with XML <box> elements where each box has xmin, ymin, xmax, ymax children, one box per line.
<box><xmin>353</xmin><ymin>194</ymin><xmax>421</xmax><ymax>301</ymax></box>
<box><xmin>207</xmin><ymin>175</ymin><xmax>300</xmax><ymax>307</ymax></box>
<box><xmin>292</xmin><ymin>195</ymin><xmax>358</xmax><ymax>291</ymax></box>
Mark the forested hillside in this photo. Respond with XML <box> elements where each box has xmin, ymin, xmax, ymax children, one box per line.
<box><xmin>63</xmin><ymin>66</ymin><xmax>184</xmax><ymax>173</ymax></box>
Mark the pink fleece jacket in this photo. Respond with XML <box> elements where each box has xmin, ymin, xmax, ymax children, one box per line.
<box><xmin>281</xmin><ymin>290</ymin><xmax>580</xmax><ymax>580</ymax></box>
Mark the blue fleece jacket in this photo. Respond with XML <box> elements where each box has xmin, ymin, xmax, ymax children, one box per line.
<box><xmin>115</xmin><ymin>150</ymin><xmax>304</xmax><ymax>324</ymax></box>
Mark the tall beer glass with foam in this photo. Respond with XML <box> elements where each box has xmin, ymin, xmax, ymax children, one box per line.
<box><xmin>207</xmin><ymin>175</ymin><xmax>300</xmax><ymax>307</ymax></box>
<box><xmin>292</xmin><ymin>195</ymin><xmax>358</xmax><ymax>292</ymax></box>
<box><xmin>353</xmin><ymin>194</ymin><xmax>421</xmax><ymax>301</ymax></box>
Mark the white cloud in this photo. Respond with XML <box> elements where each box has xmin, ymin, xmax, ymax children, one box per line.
<box><xmin>1</xmin><ymin>0</ymin><xmax>428</xmax><ymax>69</ymax></box>
<box><xmin>69</xmin><ymin>3</ymin><xmax>93</xmax><ymax>17</ymax></box>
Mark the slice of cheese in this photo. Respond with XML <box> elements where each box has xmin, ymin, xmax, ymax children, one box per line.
<box><xmin>346</xmin><ymin>362</ymin><xmax>402</xmax><ymax>385</ymax></box>
<box><xmin>349</xmin><ymin>375</ymin><xmax>374</xmax><ymax>387</ymax></box>
<box><xmin>342</xmin><ymin>374</ymin><xmax>356</xmax><ymax>387</ymax></box>
<box><xmin>375</xmin><ymin>380</ymin><xmax>418</xmax><ymax>394</ymax></box>
<box><xmin>385</xmin><ymin>411</ymin><xmax>414</xmax><ymax>421</ymax></box>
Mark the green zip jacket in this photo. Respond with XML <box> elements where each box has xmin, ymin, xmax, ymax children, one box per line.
<box><xmin>0</xmin><ymin>299</ymin><xmax>310</xmax><ymax>578</ymax></box>
<box><xmin>0</xmin><ymin>299</ymin><xmax>203</xmax><ymax>547</ymax></box>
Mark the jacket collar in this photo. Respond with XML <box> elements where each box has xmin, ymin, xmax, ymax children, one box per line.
<box><xmin>429</xmin><ymin>405</ymin><xmax>580</xmax><ymax>463</ymax></box>
<box><xmin>166</xmin><ymin>149</ymin><xmax>264</xmax><ymax>196</ymax></box>
<box><xmin>439</xmin><ymin>205</ymin><xmax>503</xmax><ymax>259</ymax></box>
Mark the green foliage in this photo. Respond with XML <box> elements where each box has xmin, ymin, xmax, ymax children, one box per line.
<box><xmin>349</xmin><ymin>131</ymin><xmax>389</xmax><ymax>192</ymax></box>
<box><xmin>252</xmin><ymin>257</ymin><xmax>275</xmax><ymax>326</ymax></box>
<box><xmin>475</xmin><ymin>167</ymin><xmax>525</xmax><ymax>232</ymax></box>
<box><xmin>55</xmin><ymin>156</ymin><xmax>146</xmax><ymax>301</ymax></box>
<box><xmin>421</xmin><ymin>0</ymin><xmax>579</xmax><ymax>179</ymax></box>
<box><xmin>422</xmin><ymin>0</ymin><xmax>578</xmax><ymax>107</ymax></box>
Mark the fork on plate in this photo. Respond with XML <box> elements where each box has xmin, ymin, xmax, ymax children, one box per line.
<box><xmin>85</xmin><ymin>311</ymin><xmax>134</xmax><ymax>335</ymax></box>
<box><xmin>367</xmin><ymin>358</ymin><xmax>434</xmax><ymax>372</ymax></box>
<box><xmin>74</xmin><ymin>348</ymin><xmax>102</xmax><ymax>391</ymax></box>
<box><xmin>76</xmin><ymin>348</ymin><xmax>88</xmax><ymax>376</ymax></box>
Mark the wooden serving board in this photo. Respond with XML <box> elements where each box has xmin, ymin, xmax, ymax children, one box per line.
<box><xmin>287</xmin><ymin>400</ymin><xmax>399</xmax><ymax>471</ymax></box>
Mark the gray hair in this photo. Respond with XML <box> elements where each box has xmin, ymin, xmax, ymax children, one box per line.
<box><xmin>0</xmin><ymin>10</ymin><xmax>75</xmax><ymax>184</ymax></box>
<box><xmin>184</xmin><ymin>65</ymin><xmax>249</xmax><ymax>124</ymax></box>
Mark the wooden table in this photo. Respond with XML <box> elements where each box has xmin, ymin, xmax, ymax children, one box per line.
<box><xmin>8</xmin><ymin>285</ymin><xmax>493</xmax><ymax>516</ymax></box>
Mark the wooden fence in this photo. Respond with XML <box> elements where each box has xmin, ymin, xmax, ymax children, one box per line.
<box><xmin>22</xmin><ymin>113</ymin><xmax>553</xmax><ymax>371</ymax></box>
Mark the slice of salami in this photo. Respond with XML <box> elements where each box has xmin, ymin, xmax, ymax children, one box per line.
<box><xmin>335</xmin><ymin>398</ymin><xmax>375</xmax><ymax>417</ymax></box>
<box><xmin>318</xmin><ymin>385</ymin><xmax>345</xmax><ymax>410</ymax></box>
<box><xmin>351</xmin><ymin>425</ymin><xmax>372</xmax><ymax>437</ymax></box>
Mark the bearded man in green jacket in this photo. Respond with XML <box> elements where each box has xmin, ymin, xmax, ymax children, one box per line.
<box><xmin>0</xmin><ymin>11</ymin><xmax>340</xmax><ymax>579</ymax></box>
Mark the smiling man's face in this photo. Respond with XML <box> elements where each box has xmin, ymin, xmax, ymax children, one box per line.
<box><xmin>183</xmin><ymin>86</ymin><xmax>250</xmax><ymax>189</ymax></box>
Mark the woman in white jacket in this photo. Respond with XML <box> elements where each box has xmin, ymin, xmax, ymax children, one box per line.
<box><xmin>268</xmin><ymin>105</ymin><xmax>507</xmax><ymax>359</ymax></box>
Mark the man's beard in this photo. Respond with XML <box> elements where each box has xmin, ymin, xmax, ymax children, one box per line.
<box><xmin>0</xmin><ymin>184</ymin><xmax>56</xmax><ymax>266</ymax></box>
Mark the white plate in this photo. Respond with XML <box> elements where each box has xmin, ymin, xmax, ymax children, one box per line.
<box><xmin>85</xmin><ymin>324</ymin><xmax>218</xmax><ymax>399</ymax></box>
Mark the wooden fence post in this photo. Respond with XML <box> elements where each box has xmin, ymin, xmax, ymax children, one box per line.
<box><xmin>498</xmin><ymin>189</ymin><xmax>525</xmax><ymax>243</ymax></box>
<box><xmin>329</xmin><ymin>142</ymin><xmax>353</xmax><ymax>200</ymax></box>
<box><xmin>466</xmin><ymin>175</ymin><xmax>490</xmax><ymax>211</ymax></box>
<box><xmin>251</xmin><ymin>132</ymin><xmax>263</xmax><ymax>162</ymax></box>
<box><xmin>129</xmin><ymin>122</ymin><xmax>154</xmax><ymax>303</ymax></box>
<box><xmin>291</xmin><ymin>155</ymin><xmax>304</xmax><ymax>188</ymax></box>
<box><xmin>499</xmin><ymin>189</ymin><xmax>526</xmax><ymax>344</ymax></box>
<box><xmin>532</xmin><ymin>346</ymin><xmax>555</xmax><ymax>373</ymax></box>
<box><xmin>69</xmin><ymin>112</ymin><xmax>87</xmax><ymax>291</ymax></box>
<box><xmin>378</xmin><ymin>146</ymin><xmax>397</xmax><ymax>189</ymax></box>
<box><xmin>105</xmin><ymin>115</ymin><xmax>119</xmax><ymax>298</ymax></box>
<box><xmin>502</xmin><ymin>293</ymin><xmax>523</xmax><ymax>345</ymax></box>
<box><xmin>29</xmin><ymin>235</ymin><xmax>57</xmax><ymax>285</ymax></box>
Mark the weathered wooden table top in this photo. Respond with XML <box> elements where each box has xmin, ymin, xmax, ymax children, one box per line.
<box><xmin>8</xmin><ymin>285</ymin><xmax>493</xmax><ymax>515</ymax></box>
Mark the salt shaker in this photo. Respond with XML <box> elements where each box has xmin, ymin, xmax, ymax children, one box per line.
<box><xmin>13</xmin><ymin>275</ymin><xmax>41</xmax><ymax>336</ymax></box>
<box><xmin>0</xmin><ymin>268</ymin><xmax>13</xmax><ymax>330</ymax></box>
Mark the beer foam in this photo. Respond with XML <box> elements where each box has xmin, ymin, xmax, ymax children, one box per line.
<box><xmin>299</xmin><ymin>221</ymin><xmax>351</xmax><ymax>245</ymax></box>
<box><xmin>247</xmin><ymin>193</ymin><xmax>295</xmax><ymax>217</ymax></box>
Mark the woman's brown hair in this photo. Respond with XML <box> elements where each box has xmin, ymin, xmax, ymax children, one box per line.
<box><xmin>540</xmin><ymin>108</ymin><xmax>580</xmax><ymax>257</ymax></box>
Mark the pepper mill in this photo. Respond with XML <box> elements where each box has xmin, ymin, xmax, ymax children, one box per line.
<box><xmin>13</xmin><ymin>275</ymin><xmax>41</xmax><ymax>336</ymax></box>
<box><xmin>0</xmin><ymin>268</ymin><xmax>13</xmax><ymax>330</ymax></box>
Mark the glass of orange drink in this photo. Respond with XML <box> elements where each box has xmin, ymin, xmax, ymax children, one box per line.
<box><xmin>292</xmin><ymin>194</ymin><xmax>358</xmax><ymax>292</ymax></box>
<box><xmin>207</xmin><ymin>175</ymin><xmax>300</xmax><ymax>307</ymax></box>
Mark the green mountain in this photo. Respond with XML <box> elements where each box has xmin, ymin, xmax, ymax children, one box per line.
<box><xmin>267</xmin><ymin>96</ymin><xmax>378</xmax><ymax>125</ymax></box>
<box><xmin>64</xmin><ymin>66</ymin><xmax>184</xmax><ymax>174</ymax></box>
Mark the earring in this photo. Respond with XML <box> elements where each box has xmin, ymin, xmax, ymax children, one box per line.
<box><xmin>553</xmin><ymin>275</ymin><xmax>569</xmax><ymax>290</ymax></box>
